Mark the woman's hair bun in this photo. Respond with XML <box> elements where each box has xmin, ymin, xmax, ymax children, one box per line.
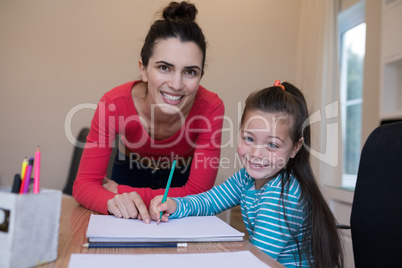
<box><xmin>162</xmin><ymin>1</ymin><xmax>198</xmax><ymax>21</ymax></box>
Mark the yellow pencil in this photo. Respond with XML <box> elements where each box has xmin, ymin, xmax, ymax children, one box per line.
<box><xmin>21</xmin><ymin>157</ymin><xmax>28</xmax><ymax>179</ymax></box>
<box><xmin>19</xmin><ymin>157</ymin><xmax>28</xmax><ymax>193</ymax></box>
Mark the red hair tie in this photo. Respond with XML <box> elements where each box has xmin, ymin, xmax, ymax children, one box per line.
<box><xmin>274</xmin><ymin>80</ymin><xmax>285</xmax><ymax>90</ymax></box>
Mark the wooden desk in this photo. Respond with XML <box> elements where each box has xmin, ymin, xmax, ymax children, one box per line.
<box><xmin>39</xmin><ymin>197</ymin><xmax>284</xmax><ymax>268</ymax></box>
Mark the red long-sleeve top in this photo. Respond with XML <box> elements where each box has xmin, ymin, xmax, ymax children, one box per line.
<box><xmin>73</xmin><ymin>81</ymin><xmax>224</xmax><ymax>214</ymax></box>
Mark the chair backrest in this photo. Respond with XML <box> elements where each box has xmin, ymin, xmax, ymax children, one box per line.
<box><xmin>63</xmin><ymin>127</ymin><xmax>118</xmax><ymax>195</ymax></box>
<box><xmin>63</xmin><ymin>127</ymin><xmax>90</xmax><ymax>195</ymax></box>
<box><xmin>350</xmin><ymin>122</ymin><xmax>402</xmax><ymax>268</ymax></box>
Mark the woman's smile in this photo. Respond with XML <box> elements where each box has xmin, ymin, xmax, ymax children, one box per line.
<box><xmin>160</xmin><ymin>91</ymin><xmax>184</xmax><ymax>104</ymax></box>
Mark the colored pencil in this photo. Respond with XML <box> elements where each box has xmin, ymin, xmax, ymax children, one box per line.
<box><xmin>159</xmin><ymin>160</ymin><xmax>177</xmax><ymax>223</ymax></box>
<box><xmin>22</xmin><ymin>158</ymin><xmax>34</xmax><ymax>194</ymax></box>
<box><xmin>82</xmin><ymin>242</ymin><xmax>187</xmax><ymax>248</ymax></box>
<box><xmin>33</xmin><ymin>146</ymin><xmax>41</xmax><ymax>193</ymax></box>
<box><xmin>19</xmin><ymin>157</ymin><xmax>28</xmax><ymax>193</ymax></box>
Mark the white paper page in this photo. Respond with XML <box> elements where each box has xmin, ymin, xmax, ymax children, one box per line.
<box><xmin>68</xmin><ymin>251</ymin><xmax>272</xmax><ymax>268</ymax></box>
<box><xmin>86</xmin><ymin>214</ymin><xmax>244</xmax><ymax>242</ymax></box>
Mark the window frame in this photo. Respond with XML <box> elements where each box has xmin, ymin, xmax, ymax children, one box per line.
<box><xmin>338</xmin><ymin>1</ymin><xmax>366</xmax><ymax>188</ymax></box>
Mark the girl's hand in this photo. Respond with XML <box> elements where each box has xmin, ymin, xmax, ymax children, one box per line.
<box><xmin>106</xmin><ymin>192</ymin><xmax>151</xmax><ymax>224</ymax></box>
<box><xmin>149</xmin><ymin>195</ymin><xmax>177</xmax><ymax>222</ymax></box>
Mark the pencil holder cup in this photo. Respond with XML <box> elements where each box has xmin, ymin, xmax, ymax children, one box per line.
<box><xmin>0</xmin><ymin>188</ymin><xmax>62</xmax><ymax>268</ymax></box>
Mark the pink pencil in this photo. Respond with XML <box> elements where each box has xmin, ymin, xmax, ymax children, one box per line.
<box><xmin>34</xmin><ymin>146</ymin><xmax>41</xmax><ymax>193</ymax></box>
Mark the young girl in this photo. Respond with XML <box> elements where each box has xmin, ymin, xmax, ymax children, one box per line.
<box><xmin>149</xmin><ymin>81</ymin><xmax>344</xmax><ymax>268</ymax></box>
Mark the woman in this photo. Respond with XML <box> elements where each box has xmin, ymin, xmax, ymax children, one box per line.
<box><xmin>73</xmin><ymin>1</ymin><xmax>224</xmax><ymax>223</ymax></box>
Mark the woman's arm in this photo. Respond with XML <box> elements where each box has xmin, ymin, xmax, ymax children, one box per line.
<box><xmin>72</xmin><ymin>94</ymin><xmax>119</xmax><ymax>215</ymax></box>
<box><xmin>73</xmin><ymin>138</ymin><xmax>116</xmax><ymax>215</ymax></box>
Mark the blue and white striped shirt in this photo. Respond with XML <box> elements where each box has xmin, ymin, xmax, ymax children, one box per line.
<box><xmin>170</xmin><ymin>168</ymin><xmax>311</xmax><ymax>267</ymax></box>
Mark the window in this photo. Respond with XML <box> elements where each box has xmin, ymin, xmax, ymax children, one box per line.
<box><xmin>338</xmin><ymin>1</ymin><xmax>366</xmax><ymax>188</ymax></box>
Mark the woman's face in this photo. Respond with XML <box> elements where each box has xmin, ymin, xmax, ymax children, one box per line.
<box><xmin>139</xmin><ymin>37</ymin><xmax>203</xmax><ymax>116</ymax></box>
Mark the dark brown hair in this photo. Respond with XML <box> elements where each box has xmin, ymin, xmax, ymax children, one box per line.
<box><xmin>241</xmin><ymin>82</ymin><xmax>344</xmax><ymax>268</ymax></box>
<box><xmin>140</xmin><ymin>1</ymin><xmax>206</xmax><ymax>73</ymax></box>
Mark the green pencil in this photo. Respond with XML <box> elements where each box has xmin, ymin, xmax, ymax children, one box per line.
<box><xmin>159</xmin><ymin>160</ymin><xmax>177</xmax><ymax>223</ymax></box>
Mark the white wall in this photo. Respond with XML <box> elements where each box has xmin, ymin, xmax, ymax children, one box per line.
<box><xmin>361</xmin><ymin>0</ymin><xmax>381</xmax><ymax>144</ymax></box>
<box><xmin>0</xmin><ymin>0</ymin><xmax>301</xmax><ymax>190</ymax></box>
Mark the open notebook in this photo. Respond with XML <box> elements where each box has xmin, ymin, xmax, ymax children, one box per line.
<box><xmin>86</xmin><ymin>215</ymin><xmax>245</xmax><ymax>242</ymax></box>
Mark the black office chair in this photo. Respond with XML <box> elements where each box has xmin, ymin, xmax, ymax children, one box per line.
<box><xmin>63</xmin><ymin>127</ymin><xmax>118</xmax><ymax>195</ymax></box>
<box><xmin>63</xmin><ymin>127</ymin><xmax>90</xmax><ymax>195</ymax></box>
<box><xmin>350</xmin><ymin>121</ymin><xmax>402</xmax><ymax>268</ymax></box>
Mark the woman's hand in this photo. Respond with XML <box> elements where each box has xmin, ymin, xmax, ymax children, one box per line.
<box><xmin>149</xmin><ymin>195</ymin><xmax>178</xmax><ymax>222</ymax></box>
<box><xmin>103</xmin><ymin>177</ymin><xmax>118</xmax><ymax>194</ymax></box>
<box><xmin>106</xmin><ymin>192</ymin><xmax>151</xmax><ymax>224</ymax></box>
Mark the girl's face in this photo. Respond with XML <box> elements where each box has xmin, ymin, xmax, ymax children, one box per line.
<box><xmin>238</xmin><ymin>110</ymin><xmax>303</xmax><ymax>189</ymax></box>
<box><xmin>139</xmin><ymin>37</ymin><xmax>203</xmax><ymax>116</ymax></box>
